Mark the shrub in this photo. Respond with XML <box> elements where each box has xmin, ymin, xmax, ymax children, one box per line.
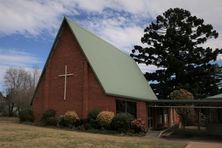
<box><xmin>77</xmin><ymin>118</ymin><xmax>88</xmax><ymax>130</ymax></box>
<box><xmin>41</xmin><ymin>109</ymin><xmax>56</xmax><ymax>125</ymax></box>
<box><xmin>87</xmin><ymin>107</ymin><xmax>101</xmax><ymax>129</ymax></box>
<box><xmin>42</xmin><ymin>109</ymin><xmax>56</xmax><ymax>121</ymax></box>
<box><xmin>131</xmin><ymin>118</ymin><xmax>146</xmax><ymax>133</ymax></box>
<box><xmin>18</xmin><ymin>109</ymin><xmax>33</xmax><ymax>122</ymax></box>
<box><xmin>111</xmin><ymin>113</ymin><xmax>134</xmax><ymax>133</ymax></box>
<box><xmin>46</xmin><ymin>117</ymin><xmax>57</xmax><ymax>126</ymax></box>
<box><xmin>57</xmin><ymin>115</ymin><xmax>66</xmax><ymax>127</ymax></box>
<box><xmin>88</xmin><ymin>107</ymin><xmax>101</xmax><ymax>121</ymax></box>
<box><xmin>169</xmin><ymin>89</ymin><xmax>194</xmax><ymax>100</ymax></box>
<box><xmin>64</xmin><ymin>111</ymin><xmax>80</xmax><ymax>127</ymax></box>
<box><xmin>96</xmin><ymin>111</ymin><xmax>114</xmax><ymax>129</ymax></box>
<box><xmin>170</xmin><ymin>89</ymin><xmax>197</xmax><ymax>127</ymax></box>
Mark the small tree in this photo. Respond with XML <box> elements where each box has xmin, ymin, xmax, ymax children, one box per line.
<box><xmin>0</xmin><ymin>92</ymin><xmax>7</xmax><ymax>116</ymax></box>
<box><xmin>169</xmin><ymin>89</ymin><xmax>196</xmax><ymax>128</ymax></box>
<box><xmin>3</xmin><ymin>67</ymin><xmax>40</xmax><ymax>115</ymax></box>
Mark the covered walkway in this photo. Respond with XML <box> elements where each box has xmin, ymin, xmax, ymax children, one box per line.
<box><xmin>147</xmin><ymin>96</ymin><xmax>222</xmax><ymax>134</ymax></box>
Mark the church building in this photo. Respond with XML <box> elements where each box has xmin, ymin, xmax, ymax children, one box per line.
<box><xmin>31</xmin><ymin>17</ymin><xmax>157</xmax><ymax>127</ymax></box>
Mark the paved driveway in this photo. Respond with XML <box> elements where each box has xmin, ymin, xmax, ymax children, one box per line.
<box><xmin>185</xmin><ymin>142</ymin><xmax>222</xmax><ymax>148</ymax></box>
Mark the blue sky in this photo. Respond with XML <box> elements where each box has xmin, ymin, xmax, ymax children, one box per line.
<box><xmin>0</xmin><ymin>0</ymin><xmax>222</xmax><ymax>91</ymax></box>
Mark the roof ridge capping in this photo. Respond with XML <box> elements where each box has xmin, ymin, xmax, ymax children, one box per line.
<box><xmin>64</xmin><ymin>17</ymin><xmax>158</xmax><ymax>101</ymax></box>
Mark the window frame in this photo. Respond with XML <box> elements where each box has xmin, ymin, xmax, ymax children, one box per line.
<box><xmin>116</xmin><ymin>99</ymin><xmax>137</xmax><ymax>118</ymax></box>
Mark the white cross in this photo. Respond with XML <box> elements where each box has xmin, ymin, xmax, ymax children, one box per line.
<box><xmin>58</xmin><ymin>65</ymin><xmax>73</xmax><ymax>100</ymax></box>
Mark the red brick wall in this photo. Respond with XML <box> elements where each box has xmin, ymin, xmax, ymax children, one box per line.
<box><xmin>32</xmin><ymin>73</ymin><xmax>46</xmax><ymax>120</ymax></box>
<box><xmin>171</xmin><ymin>108</ymin><xmax>180</xmax><ymax>124</ymax></box>
<box><xmin>87</xmin><ymin>66</ymin><xmax>116</xmax><ymax>114</ymax></box>
<box><xmin>32</xmin><ymin>21</ymin><xmax>148</xmax><ymax>128</ymax></box>
<box><xmin>32</xmin><ymin>22</ymin><xmax>85</xmax><ymax>119</ymax></box>
<box><xmin>137</xmin><ymin>101</ymin><xmax>148</xmax><ymax>128</ymax></box>
<box><xmin>32</xmin><ymin>21</ymin><xmax>116</xmax><ymax>120</ymax></box>
<box><xmin>167</xmin><ymin>108</ymin><xmax>180</xmax><ymax>127</ymax></box>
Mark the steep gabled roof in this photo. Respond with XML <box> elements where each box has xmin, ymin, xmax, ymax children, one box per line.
<box><xmin>65</xmin><ymin>17</ymin><xmax>157</xmax><ymax>101</ymax></box>
<box><xmin>31</xmin><ymin>17</ymin><xmax>157</xmax><ymax>104</ymax></box>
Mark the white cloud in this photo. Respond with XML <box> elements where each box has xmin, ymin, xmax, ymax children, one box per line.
<box><xmin>73</xmin><ymin>15</ymin><xmax>139</xmax><ymax>55</ymax></box>
<box><xmin>0</xmin><ymin>0</ymin><xmax>150</xmax><ymax>37</ymax></box>
<box><xmin>0</xmin><ymin>0</ymin><xmax>79</xmax><ymax>36</ymax></box>
<box><xmin>0</xmin><ymin>49</ymin><xmax>41</xmax><ymax>90</ymax></box>
<box><xmin>0</xmin><ymin>49</ymin><xmax>41</xmax><ymax>65</ymax></box>
<box><xmin>73</xmin><ymin>0</ymin><xmax>222</xmax><ymax>66</ymax></box>
<box><xmin>1</xmin><ymin>0</ymin><xmax>222</xmax><ymax>38</ymax></box>
<box><xmin>71</xmin><ymin>0</ymin><xmax>109</xmax><ymax>12</ymax></box>
<box><xmin>101</xmin><ymin>26</ymin><xmax>143</xmax><ymax>53</ymax></box>
<box><xmin>0</xmin><ymin>50</ymin><xmax>40</xmax><ymax>66</ymax></box>
<box><xmin>84</xmin><ymin>17</ymin><xmax>144</xmax><ymax>53</ymax></box>
<box><xmin>138</xmin><ymin>64</ymin><xmax>159</xmax><ymax>73</ymax></box>
<box><xmin>69</xmin><ymin>0</ymin><xmax>150</xmax><ymax>15</ymax></box>
<box><xmin>0</xmin><ymin>0</ymin><xmax>222</xmax><ymax>75</ymax></box>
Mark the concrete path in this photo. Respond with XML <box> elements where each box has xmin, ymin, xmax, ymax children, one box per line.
<box><xmin>185</xmin><ymin>142</ymin><xmax>222</xmax><ymax>148</ymax></box>
<box><xmin>145</xmin><ymin>130</ymin><xmax>162</xmax><ymax>137</ymax></box>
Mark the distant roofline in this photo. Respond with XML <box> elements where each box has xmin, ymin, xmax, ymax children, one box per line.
<box><xmin>148</xmin><ymin>99</ymin><xmax>222</xmax><ymax>108</ymax></box>
<box><xmin>148</xmin><ymin>99</ymin><xmax>222</xmax><ymax>103</ymax></box>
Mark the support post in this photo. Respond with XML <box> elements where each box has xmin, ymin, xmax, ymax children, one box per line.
<box><xmin>154</xmin><ymin>108</ymin><xmax>157</xmax><ymax>129</ymax></box>
<box><xmin>168</xmin><ymin>107</ymin><xmax>172</xmax><ymax>127</ymax></box>
<box><xmin>197</xmin><ymin>108</ymin><xmax>200</xmax><ymax>131</ymax></box>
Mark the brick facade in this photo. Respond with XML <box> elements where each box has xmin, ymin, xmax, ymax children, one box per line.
<box><xmin>32</xmin><ymin>21</ymin><xmax>148</xmax><ymax>127</ymax></box>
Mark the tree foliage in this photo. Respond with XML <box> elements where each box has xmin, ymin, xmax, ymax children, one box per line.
<box><xmin>130</xmin><ymin>8</ymin><xmax>222</xmax><ymax>99</ymax></box>
<box><xmin>0</xmin><ymin>91</ymin><xmax>7</xmax><ymax>116</ymax></box>
<box><xmin>3</xmin><ymin>67</ymin><xmax>40</xmax><ymax>116</ymax></box>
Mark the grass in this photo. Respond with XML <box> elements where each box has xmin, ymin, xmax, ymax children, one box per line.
<box><xmin>0</xmin><ymin>117</ymin><xmax>185</xmax><ymax>148</ymax></box>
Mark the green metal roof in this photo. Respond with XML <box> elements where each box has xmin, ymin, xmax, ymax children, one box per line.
<box><xmin>206</xmin><ymin>93</ymin><xmax>222</xmax><ymax>100</ymax></box>
<box><xmin>66</xmin><ymin>17</ymin><xmax>157</xmax><ymax>101</ymax></box>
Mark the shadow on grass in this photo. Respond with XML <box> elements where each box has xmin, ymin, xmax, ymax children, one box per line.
<box><xmin>164</xmin><ymin>127</ymin><xmax>222</xmax><ymax>142</ymax></box>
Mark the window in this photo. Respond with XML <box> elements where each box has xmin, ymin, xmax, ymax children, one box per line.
<box><xmin>116</xmin><ymin>100</ymin><xmax>137</xmax><ymax>117</ymax></box>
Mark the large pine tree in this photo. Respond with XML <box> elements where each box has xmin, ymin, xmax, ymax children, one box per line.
<box><xmin>130</xmin><ymin>8</ymin><xmax>222</xmax><ymax>99</ymax></box>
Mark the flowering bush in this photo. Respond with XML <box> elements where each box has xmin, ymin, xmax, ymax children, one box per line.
<box><xmin>131</xmin><ymin>118</ymin><xmax>146</xmax><ymax>133</ymax></box>
<box><xmin>64</xmin><ymin>111</ymin><xmax>80</xmax><ymax>127</ymax></box>
<box><xmin>96</xmin><ymin>111</ymin><xmax>114</xmax><ymax>128</ymax></box>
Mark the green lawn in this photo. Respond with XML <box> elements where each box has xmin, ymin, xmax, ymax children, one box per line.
<box><xmin>0</xmin><ymin>117</ymin><xmax>185</xmax><ymax>148</ymax></box>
